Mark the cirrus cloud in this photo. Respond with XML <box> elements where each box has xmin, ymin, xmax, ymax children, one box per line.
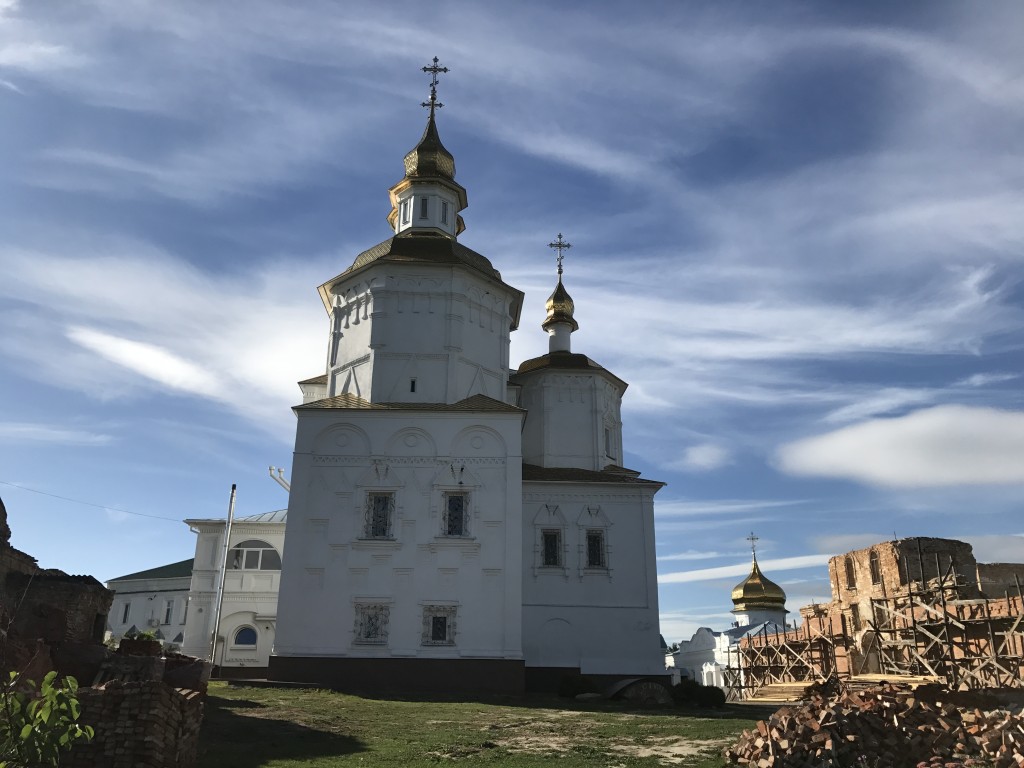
<box><xmin>777</xmin><ymin>405</ymin><xmax>1024</xmax><ymax>488</ymax></box>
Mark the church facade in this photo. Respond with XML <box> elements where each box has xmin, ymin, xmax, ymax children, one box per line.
<box><xmin>267</xmin><ymin>67</ymin><xmax>664</xmax><ymax>693</ymax></box>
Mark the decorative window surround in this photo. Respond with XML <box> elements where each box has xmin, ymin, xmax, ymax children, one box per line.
<box><xmin>232</xmin><ymin>626</ymin><xmax>258</xmax><ymax>648</ymax></box>
<box><xmin>421</xmin><ymin>604</ymin><xmax>457</xmax><ymax>646</ymax></box>
<box><xmin>353</xmin><ymin>603</ymin><xmax>390</xmax><ymax>646</ymax></box>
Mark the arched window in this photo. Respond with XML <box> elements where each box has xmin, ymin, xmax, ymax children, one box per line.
<box><xmin>869</xmin><ymin>550</ymin><xmax>881</xmax><ymax>585</ymax></box>
<box><xmin>844</xmin><ymin>557</ymin><xmax>856</xmax><ymax>589</ymax></box>
<box><xmin>229</xmin><ymin>540</ymin><xmax>282</xmax><ymax>571</ymax></box>
<box><xmin>233</xmin><ymin>627</ymin><xmax>258</xmax><ymax>647</ymax></box>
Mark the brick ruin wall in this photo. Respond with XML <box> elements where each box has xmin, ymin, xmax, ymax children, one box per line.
<box><xmin>977</xmin><ymin>563</ymin><xmax>1024</xmax><ymax>599</ymax></box>
<box><xmin>66</xmin><ymin>681</ymin><xmax>205</xmax><ymax>768</ymax></box>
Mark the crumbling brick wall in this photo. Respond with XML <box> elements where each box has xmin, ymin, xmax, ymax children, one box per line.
<box><xmin>67</xmin><ymin>681</ymin><xmax>205</xmax><ymax>768</ymax></box>
<box><xmin>977</xmin><ymin>563</ymin><xmax>1024</xmax><ymax>599</ymax></box>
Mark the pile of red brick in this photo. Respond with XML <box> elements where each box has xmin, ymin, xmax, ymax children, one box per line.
<box><xmin>724</xmin><ymin>684</ymin><xmax>1024</xmax><ymax>768</ymax></box>
<box><xmin>65</xmin><ymin>680</ymin><xmax>205</xmax><ymax>768</ymax></box>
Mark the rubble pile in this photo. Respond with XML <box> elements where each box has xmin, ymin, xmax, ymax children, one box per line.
<box><xmin>65</xmin><ymin>680</ymin><xmax>205</xmax><ymax>768</ymax></box>
<box><xmin>725</xmin><ymin>684</ymin><xmax>1024</xmax><ymax>768</ymax></box>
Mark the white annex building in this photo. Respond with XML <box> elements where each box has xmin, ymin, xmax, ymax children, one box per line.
<box><xmin>265</xmin><ymin>62</ymin><xmax>666</xmax><ymax>694</ymax></box>
<box><xmin>666</xmin><ymin>539</ymin><xmax>788</xmax><ymax>690</ymax></box>
<box><xmin>179</xmin><ymin>510</ymin><xmax>286</xmax><ymax>675</ymax></box>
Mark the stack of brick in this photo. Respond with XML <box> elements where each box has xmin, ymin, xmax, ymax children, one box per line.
<box><xmin>66</xmin><ymin>681</ymin><xmax>205</xmax><ymax>768</ymax></box>
<box><xmin>724</xmin><ymin>684</ymin><xmax>1024</xmax><ymax>768</ymax></box>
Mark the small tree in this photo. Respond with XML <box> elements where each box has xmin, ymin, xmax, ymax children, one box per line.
<box><xmin>0</xmin><ymin>670</ymin><xmax>94</xmax><ymax>767</ymax></box>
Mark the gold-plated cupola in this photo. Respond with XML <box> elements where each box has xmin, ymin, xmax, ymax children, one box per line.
<box><xmin>731</xmin><ymin>533</ymin><xmax>787</xmax><ymax>613</ymax></box>
<box><xmin>542</xmin><ymin>233</ymin><xmax>578</xmax><ymax>333</ymax></box>
<box><xmin>403</xmin><ymin>112</ymin><xmax>456</xmax><ymax>180</ymax></box>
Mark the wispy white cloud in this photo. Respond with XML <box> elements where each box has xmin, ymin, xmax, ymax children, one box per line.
<box><xmin>956</xmin><ymin>372</ymin><xmax>1018</xmax><ymax>388</ymax></box>
<box><xmin>777</xmin><ymin>405</ymin><xmax>1024</xmax><ymax>488</ymax></box>
<box><xmin>655</xmin><ymin>498</ymin><xmax>811</xmax><ymax>518</ymax></box>
<box><xmin>672</xmin><ymin>443</ymin><xmax>733</xmax><ymax>472</ymax></box>
<box><xmin>659</xmin><ymin>554</ymin><xmax>832</xmax><ymax>584</ymax></box>
<box><xmin>68</xmin><ymin>327</ymin><xmax>224</xmax><ymax>398</ymax></box>
<box><xmin>0</xmin><ymin>422</ymin><xmax>112</xmax><ymax>446</ymax></box>
<box><xmin>657</xmin><ymin>549</ymin><xmax>745</xmax><ymax>562</ymax></box>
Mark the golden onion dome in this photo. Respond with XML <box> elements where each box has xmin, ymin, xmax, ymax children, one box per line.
<box><xmin>542</xmin><ymin>278</ymin><xmax>578</xmax><ymax>332</ymax></box>
<box><xmin>403</xmin><ymin>112</ymin><xmax>455</xmax><ymax>180</ymax></box>
<box><xmin>731</xmin><ymin>557</ymin><xmax>787</xmax><ymax>611</ymax></box>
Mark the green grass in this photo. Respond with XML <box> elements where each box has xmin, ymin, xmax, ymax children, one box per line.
<box><xmin>197</xmin><ymin>682</ymin><xmax>762</xmax><ymax>767</ymax></box>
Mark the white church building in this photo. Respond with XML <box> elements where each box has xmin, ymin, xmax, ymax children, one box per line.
<box><xmin>264</xmin><ymin>62</ymin><xmax>666</xmax><ymax>694</ymax></box>
<box><xmin>666</xmin><ymin>542</ymin><xmax>788</xmax><ymax>690</ymax></box>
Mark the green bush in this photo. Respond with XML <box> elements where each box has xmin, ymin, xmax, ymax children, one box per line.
<box><xmin>0</xmin><ymin>670</ymin><xmax>94</xmax><ymax>767</ymax></box>
<box><xmin>694</xmin><ymin>684</ymin><xmax>726</xmax><ymax>708</ymax></box>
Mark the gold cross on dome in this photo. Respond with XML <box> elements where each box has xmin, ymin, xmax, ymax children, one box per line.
<box><xmin>421</xmin><ymin>56</ymin><xmax>449</xmax><ymax>116</ymax></box>
<box><xmin>547</xmin><ymin>233</ymin><xmax>572</xmax><ymax>276</ymax></box>
<box><xmin>746</xmin><ymin>532</ymin><xmax>759</xmax><ymax>557</ymax></box>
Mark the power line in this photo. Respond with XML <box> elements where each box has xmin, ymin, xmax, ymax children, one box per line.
<box><xmin>0</xmin><ymin>480</ymin><xmax>181</xmax><ymax>523</ymax></box>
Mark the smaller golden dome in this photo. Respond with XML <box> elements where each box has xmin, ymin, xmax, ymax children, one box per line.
<box><xmin>542</xmin><ymin>278</ymin><xmax>578</xmax><ymax>332</ymax></box>
<box><xmin>731</xmin><ymin>557</ymin><xmax>787</xmax><ymax>611</ymax></box>
<box><xmin>403</xmin><ymin>112</ymin><xmax>455</xmax><ymax>180</ymax></box>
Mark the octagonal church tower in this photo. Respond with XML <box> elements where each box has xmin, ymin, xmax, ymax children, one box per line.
<box><xmin>270</xmin><ymin>73</ymin><xmax>527</xmax><ymax>692</ymax></box>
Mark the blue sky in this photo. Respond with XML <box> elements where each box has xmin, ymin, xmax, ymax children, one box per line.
<box><xmin>2</xmin><ymin>0</ymin><xmax>1023</xmax><ymax>643</ymax></box>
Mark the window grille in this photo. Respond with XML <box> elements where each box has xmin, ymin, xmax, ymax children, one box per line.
<box><xmin>586</xmin><ymin>530</ymin><xmax>606</xmax><ymax>568</ymax></box>
<box><xmin>443</xmin><ymin>493</ymin><xmax>468</xmax><ymax>536</ymax></box>
<box><xmin>354</xmin><ymin>604</ymin><xmax>390</xmax><ymax>645</ymax></box>
<box><xmin>365</xmin><ymin>493</ymin><xmax>395</xmax><ymax>539</ymax></box>
<box><xmin>542</xmin><ymin>530</ymin><xmax>562</xmax><ymax>567</ymax></box>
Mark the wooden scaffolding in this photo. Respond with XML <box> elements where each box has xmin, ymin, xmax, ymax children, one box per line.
<box><xmin>860</xmin><ymin>554</ymin><xmax>1024</xmax><ymax>690</ymax></box>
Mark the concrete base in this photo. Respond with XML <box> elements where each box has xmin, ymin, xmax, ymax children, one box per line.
<box><xmin>524</xmin><ymin>666</ymin><xmax>672</xmax><ymax>695</ymax></box>
<box><xmin>267</xmin><ymin>656</ymin><xmax>526</xmax><ymax>695</ymax></box>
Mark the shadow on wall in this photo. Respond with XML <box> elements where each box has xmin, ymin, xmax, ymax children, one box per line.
<box><xmin>197</xmin><ymin>693</ymin><xmax>367</xmax><ymax>767</ymax></box>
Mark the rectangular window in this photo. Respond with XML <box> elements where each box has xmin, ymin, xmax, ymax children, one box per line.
<box><xmin>163</xmin><ymin>600</ymin><xmax>173</xmax><ymax>625</ymax></box>
<box><xmin>365</xmin><ymin>493</ymin><xmax>394</xmax><ymax>539</ymax></box>
<box><xmin>421</xmin><ymin>605</ymin><xmax>457</xmax><ymax>646</ymax></box>
<box><xmin>586</xmin><ymin>530</ymin><xmax>606</xmax><ymax>568</ymax></box>
<box><xmin>401</xmin><ymin>200</ymin><xmax>410</xmax><ymax>224</ymax></box>
<box><xmin>443</xmin><ymin>493</ymin><xmax>468</xmax><ymax>536</ymax></box>
<box><xmin>441</xmin><ymin>200</ymin><xmax>449</xmax><ymax>224</ymax></box>
<box><xmin>354</xmin><ymin>604</ymin><xmax>390</xmax><ymax>645</ymax></box>
<box><xmin>850</xmin><ymin>604</ymin><xmax>861</xmax><ymax>632</ymax></box>
<box><xmin>121</xmin><ymin>603</ymin><xmax>130</xmax><ymax>624</ymax></box>
<box><xmin>410</xmin><ymin>378</ymin><xmax>416</xmax><ymax>393</ymax></box>
<box><xmin>605</xmin><ymin>428</ymin><xmax>613</xmax><ymax>457</ymax></box>
<box><xmin>542</xmin><ymin>530</ymin><xmax>562</xmax><ymax>567</ymax></box>
<box><xmin>844</xmin><ymin>557</ymin><xmax>856</xmax><ymax>589</ymax></box>
<box><xmin>183</xmin><ymin>599</ymin><xmax>189</xmax><ymax>625</ymax></box>
<box><xmin>419</xmin><ymin>197</ymin><xmax>428</xmax><ymax>219</ymax></box>
<box><xmin>869</xmin><ymin>551</ymin><xmax>882</xmax><ymax>585</ymax></box>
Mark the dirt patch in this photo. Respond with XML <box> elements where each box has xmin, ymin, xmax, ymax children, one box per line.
<box><xmin>609</xmin><ymin>736</ymin><xmax>733</xmax><ymax>764</ymax></box>
<box><xmin>484</xmin><ymin>711</ymin><xmax>730</xmax><ymax>765</ymax></box>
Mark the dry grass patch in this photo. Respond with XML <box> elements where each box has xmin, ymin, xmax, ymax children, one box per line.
<box><xmin>198</xmin><ymin>681</ymin><xmax>758</xmax><ymax>767</ymax></box>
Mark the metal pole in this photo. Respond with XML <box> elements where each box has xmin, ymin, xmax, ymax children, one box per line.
<box><xmin>209</xmin><ymin>484</ymin><xmax>237</xmax><ymax>667</ymax></box>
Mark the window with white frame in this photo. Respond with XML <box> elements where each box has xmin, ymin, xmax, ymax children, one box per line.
<box><xmin>401</xmin><ymin>199</ymin><xmax>410</xmax><ymax>224</ymax></box>
<box><xmin>163</xmin><ymin>600</ymin><xmax>173</xmax><ymax>625</ymax></box>
<box><xmin>229</xmin><ymin>539</ymin><xmax>282</xmax><ymax>570</ymax></box>
<box><xmin>233</xmin><ymin>626</ymin><xmax>258</xmax><ymax>647</ymax></box>
<box><xmin>585</xmin><ymin>529</ymin><xmax>607</xmax><ymax>568</ymax></box>
<box><xmin>422</xmin><ymin>605</ymin><xmax>456</xmax><ymax>646</ymax></box>
<box><xmin>542</xmin><ymin>529</ymin><xmax>562</xmax><ymax>567</ymax></box>
<box><xmin>443</xmin><ymin>493</ymin><xmax>468</xmax><ymax>537</ymax></box>
<box><xmin>354</xmin><ymin>604</ymin><xmax>390</xmax><ymax>645</ymax></box>
<box><xmin>419</xmin><ymin>196</ymin><xmax>429</xmax><ymax>218</ymax></box>
<box><xmin>441</xmin><ymin>200</ymin><xmax>449</xmax><ymax>224</ymax></box>
<box><xmin>364</xmin><ymin>492</ymin><xmax>394</xmax><ymax>539</ymax></box>
<box><xmin>121</xmin><ymin>603</ymin><xmax>130</xmax><ymax>624</ymax></box>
